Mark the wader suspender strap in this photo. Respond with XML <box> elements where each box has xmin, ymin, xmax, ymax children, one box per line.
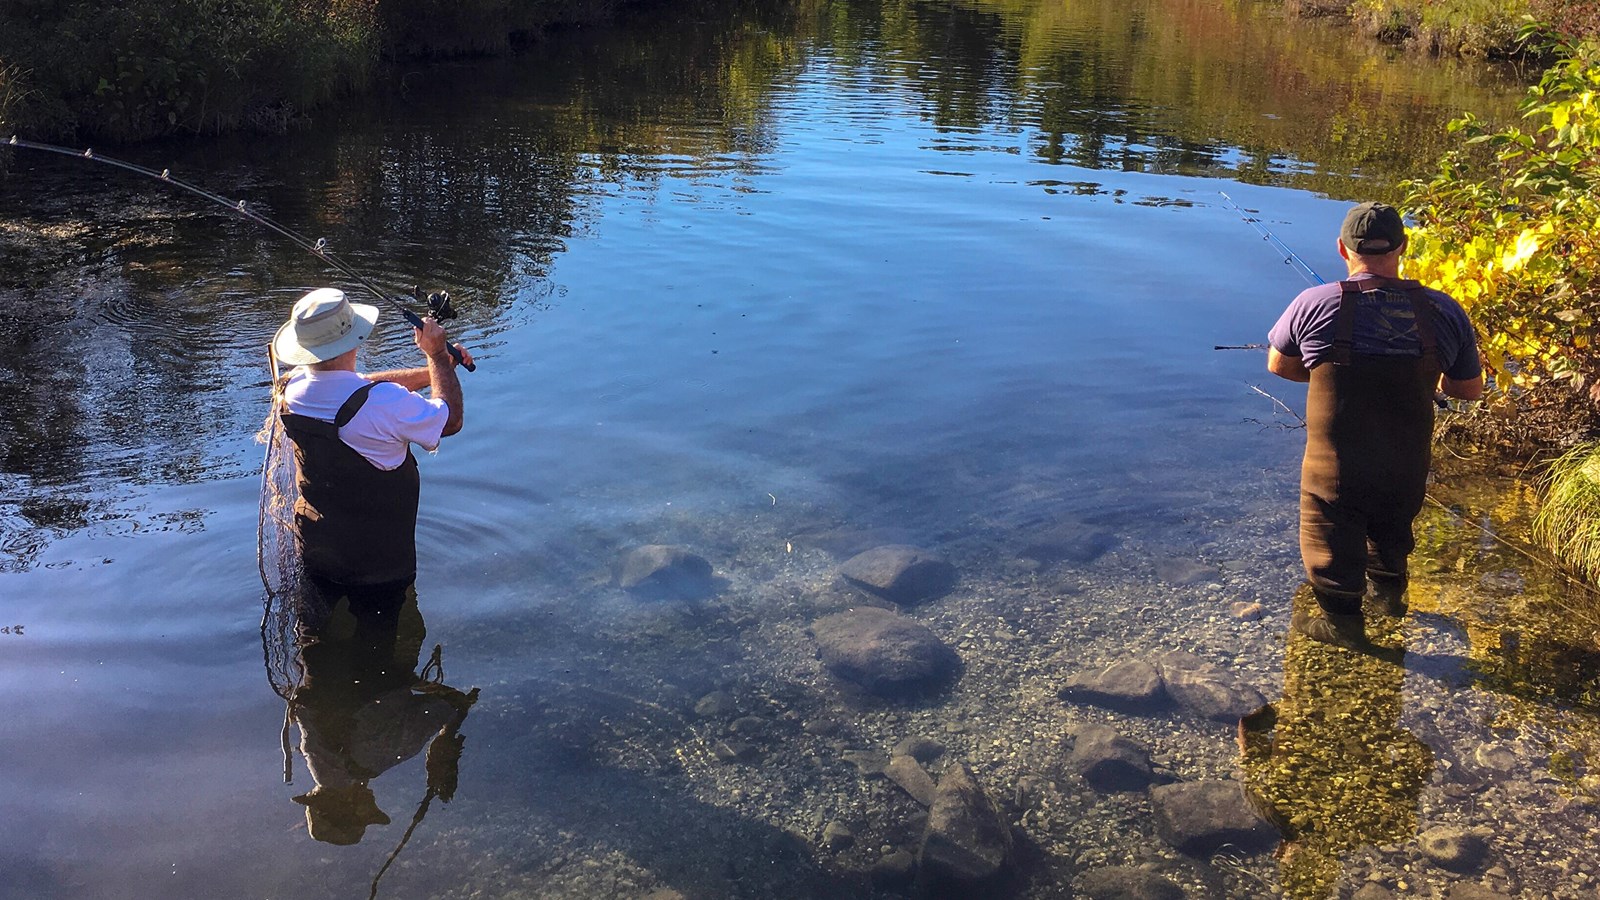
<box><xmin>1334</xmin><ymin>279</ymin><xmax>1439</xmax><ymax>365</ymax></box>
<box><xmin>1333</xmin><ymin>282</ymin><xmax>1360</xmax><ymax>366</ymax></box>
<box><xmin>335</xmin><ymin>382</ymin><xmax>380</xmax><ymax>428</ymax></box>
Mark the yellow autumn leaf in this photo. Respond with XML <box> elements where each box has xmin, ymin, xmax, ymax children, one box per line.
<box><xmin>1500</xmin><ymin>230</ymin><xmax>1540</xmax><ymax>271</ymax></box>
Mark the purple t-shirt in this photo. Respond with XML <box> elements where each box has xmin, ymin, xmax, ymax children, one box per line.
<box><xmin>1268</xmin><ymin>274</ymin><xmax>1481</xmax><ymax>380</ymax></box>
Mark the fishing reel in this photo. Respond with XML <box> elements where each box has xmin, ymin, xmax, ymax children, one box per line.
<box><xmin>412</xmin><ymin>284</ymin><xmax>458</xmax><ymax>321</ymax></box>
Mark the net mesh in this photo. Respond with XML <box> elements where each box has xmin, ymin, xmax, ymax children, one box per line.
<box><xmin>258</xmin><ymin>352</ymin><xmax>313</xmax><ymax>701</ymax></box>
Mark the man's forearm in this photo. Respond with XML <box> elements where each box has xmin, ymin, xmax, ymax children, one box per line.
<box><xmin>364</xmin><ymin>367</ymin><xmax>432</xmax><ymax>391</ymax></box>
<box><xmin>428</xmin><ymin>353</ymin><xmax>464</xmax><ymax>435</ymax></box>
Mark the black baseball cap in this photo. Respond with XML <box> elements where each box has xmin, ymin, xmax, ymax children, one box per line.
<box><xmin>1340</xmin><ymin>202</ymin><xmax>1406</xmax><ymax>255</ymax></box>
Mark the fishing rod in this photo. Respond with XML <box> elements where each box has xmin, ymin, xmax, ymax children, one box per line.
<box><xmin>6</xmin><ymin>136</ymin><xmax>474</xmax><ymax>371</ymax></box>
<box><xmin>1218</xmin><ymin>190</ymin><xmax>1325</xmax><ymax>288</ymax></box>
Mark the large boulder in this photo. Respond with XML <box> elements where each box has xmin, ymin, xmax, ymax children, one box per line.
<box><xmin>838</xmin><ymin>545</ymin><xmax>956</xmax><ymax>606</ymax></box>
<box><xmin>617</xmin><ymin>545</ymin><xmax>714</xmax><ymax>599</ymax></box>
<box><xmin>811</xmin><ymin>607</ymin><xmax>960</xmax><ymax>694</ymax></box>
<box><xmin>1150</xmin><ymin>781</ymin><xmax>1277</xmax><ymax>856</ymax></box>
<box><xmin>918</xmin><ymin>764</ymin><xmax>1013</xmax><ymax>886</ymax></box>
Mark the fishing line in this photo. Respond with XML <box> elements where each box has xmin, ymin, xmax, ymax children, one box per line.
<box><xmin>6</xmin><ymin>136</ymin><xmax>474</xmax><ymax>370</ymax></box>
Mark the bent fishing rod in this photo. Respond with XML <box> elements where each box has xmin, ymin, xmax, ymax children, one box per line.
<box><xmin>7</xmin><ymin>136</ymin><xmax>474</xmax><ymax>371</ymax></box>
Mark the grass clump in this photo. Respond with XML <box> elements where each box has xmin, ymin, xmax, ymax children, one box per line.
<box><xmin>1535</xmin><ymin>443</ymin><xmax>1600</xmax><ymax>582</ymax></box>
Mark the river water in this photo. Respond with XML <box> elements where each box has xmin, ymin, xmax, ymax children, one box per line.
<box><xmin>3</xmin><ymin>0</ymin><xmax>1598</xmax><ymax>898</ymax></box>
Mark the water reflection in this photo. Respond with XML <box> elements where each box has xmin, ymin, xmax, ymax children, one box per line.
<box><xmin>1240</xmin><ymin>585</ymin><xmax>1429</xmax><ymax>898</ymax></box>
<box><xmin>279</xmin><ymin>579</ymin><xmax>477</xmax><ymax>853</ymax></box>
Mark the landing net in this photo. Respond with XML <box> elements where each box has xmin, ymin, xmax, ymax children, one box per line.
<box><xmin>257</xmin><ymin>348</ymin><xmax>312</xmax><ymax>702</ymax></box>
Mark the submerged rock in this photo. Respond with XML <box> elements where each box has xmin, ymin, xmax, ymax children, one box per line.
<box><xmin>792</xmin><ymin>526</ymin><xmax>918</xmax><ymax>558</ymax></box>
<box><xmin>1072</xmin><ymin>866</ymin><xmax>1186</xmax><ymax>900</ymax></box>
<box><xmin>1019</xmin><ymin>521</ymin><xmax>1117</xmax><ymax>568</ymax></box>
<box><xmin>1155</xmin><ymin>558</ymin><xmax>1221</xmax><ymax>586</ymax></box>
<box><xmin>919</xmin><ymin>764</ymin><xmax>1013</xmax><ymax>886</ymax></box>
<box><xmin>811</xmin><ymin>607</ymin><xmax>961</xmax><ymax>694</ymax></box>
<box><xmin>894</xmin><ymin>735</ymin><xmax>946</xmax><ymax>763</ymax></box>
<box><xmin>1152</xmin><ymin>650</ymin><xmax>1267</xmax><ymax>723</ymax></box>
<box><xmin>1058</xmin><ymin>660</ymin><xmax>1163</xmax><ymax>712</ymax></box>
<box><xmin>1419</xmin><ymin>825</ymin><xmax>1489</xmax><ymax>872</ymax></box>
<box><xmin>886</xmin><ymin>754</ymin><xmax>939</xmax><ymax>807</ymax></box>
<box><xmin>617</xmin><ymin>545</ymin><xmax>715</xmax><ymax>599</ymax></box>
<box><xmin>838</xmin><ymin>545</ymin><xmax>956</xmax><ymax>606</ymax></box>
<box><xmin>1068</xmin><ymin>724</ymin><xmax>1157</xmax><ymax>792</ymax></box>
<box><xmin>1150</xmin><ymin>780</ymin><xmax>1276</xmax><ymax>856</ymax></box>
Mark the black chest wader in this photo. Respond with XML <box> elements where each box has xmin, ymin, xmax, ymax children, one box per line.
<box><xmin>281</xmin><ymin>382</ymin><xmax>421</xmax><ymax>592</ymax></box>
<box><xmin>1299</xmin><ymin>279</ymin><xmax>1442</xmax><ymax>615</ymax></box>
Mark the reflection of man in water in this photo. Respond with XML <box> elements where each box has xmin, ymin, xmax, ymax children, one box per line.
<box><xmin>1266</xmin><ymin>203</ymin><xmax>1482</xmax><ymax>648</ymax></box>
<box><xmin>291</xmin><ymin>586</ymin><xmax>476</xmax><ymax>845</ymax></box>
<box><xmin>273</xmin><ymin>287</ymin><xmax>470</xmax><ymax>591</ymax></box>
<box><xmin>1240</xmin><ymin>586</ymin><xmax>1431</xmax><ymax>897</ymax></box>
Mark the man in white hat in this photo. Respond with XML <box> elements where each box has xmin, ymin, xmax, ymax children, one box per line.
<box><xmin>273</xmin><ymin>287</ymin><xmax>471</xmax><ymax>590</ymax></box>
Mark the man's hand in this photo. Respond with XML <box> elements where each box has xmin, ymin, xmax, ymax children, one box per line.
<box><xmin>414</xmin><ymin>316</ymin><xmax>450</xmax><ymax>360</ymax></box>
<box><xmin>414</xmin><ymin>317</ymin><xmax>473</xmax><ymax>369</ymax></box>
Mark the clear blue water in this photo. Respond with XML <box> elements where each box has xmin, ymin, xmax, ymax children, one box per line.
<box><xmin>4</xmin><ymin>1</ymin><xmax>1594</xmax><ymax>898</ymax></box>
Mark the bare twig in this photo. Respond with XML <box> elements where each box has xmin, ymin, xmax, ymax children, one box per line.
<box><xmin>1247</xmin><ymin>383</ymin><xmax>1306</xmax><ymax>428</ymax></box>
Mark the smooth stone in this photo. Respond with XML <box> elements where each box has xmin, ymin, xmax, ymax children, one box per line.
<box><xmin>729</xmin><ymin>716</ymin><xmax>767</xmax><ymax>734</ymax></box>
<box><xmin>842</xmin><ymin>749</ymin><xmax>889</xmax><ymax>775</ymax></box>
<box><xmin>1152</xmin><ymin>650</ymin><xmax>1268</xmax><ymax>723</ymax></box>
<box><xmin>617</xmin><ymin>545</ymin><xmax>714</xmax><ymax>598</ymax></box>
<box><xmin>1231</xmin><ymin>601</ymin><xmax>1264</xmax><ymax>621</ymax></box>
<box><xmin>919</xmin><ymin>764</ymin><xmax>1013</xmax><ymax>885</ymax></box>
<box><xmin>694</xmin><ymin>690</ymin><xmax>737</xmax><ymax>718</ymax></box>
<box><xmin>712</xmin><ymin>739</ymin><xmax>758</xmax><ymax>764</ymax></box>
<box><xmin>869</xmin><ymin>850</ymin><xmax>917</xmax><ymax>888</ymax></box>
<box><xmin>1351</xmin><ymin>886</ymin><xmax>1397</xmax><ymax>900</ymax></box>
<box><xmin>1447</xmin><ymin>885</ymin><xmax>1510</xmax><ymax>900</ymax></box>
<box><xmin>1419</xmin><ymin>826</ymin><xmax>1489</xmax><ymax>872</ymax></box>
<box><xmin>1156</xmin><ymin>558</ymin><xmax>1221</xmax><ymax>586</ymax></box>
<box><xmin>1059</xmin><ymin>659</ymin><xmax>1164</xmax><ymax>712</ymax></box>
<box><xmin>811</xmin><ymin>607</ymin><xmax>961</xmax><ymax>694</ymax></box>
<box><xmin>1019</xmin><ymin>522</ymin><xmax>1117</xmax><ymax>567</ymax></box>
<box><xmin>792</xmin><ymin>526</ymin><xmax>918</xmax><ymax>558</ymax></box>
<box><xmin>838</xmin><ymin>545</ymin><xmax>957</xmax><ymax>606</ymax></box>
<box><xmin>822</xmin><ymin>821</ymin><xmax>855</xmax><ymax>850</ymax></box>
<box><xmin>1473</xmin><ymin>743</ymin><xmax>1518</xmax><ymax>772</ymax></box>
<box><xmin>1073</xmin><ymin>866</ymin><xmax>1186</xmax><ymax>900</ymax></box>
<box><xmin>1151</xmin><ymin>780</ymin><xmax>1277</xmax><ymax>856</ymax></box>
<box><xmin>1068</xmin><ymin>724</ymin><xmax>1157</xmax><ymax>792</ymax></box>
<box><xmin>893</xmin><ymin>735</ymin><xmax>946</xmax><ymax>763</ymax></box>
<box><xmin>885</xmin><ymin>754</ymin><xmax>939</xmax><ymax>807</ymax></box>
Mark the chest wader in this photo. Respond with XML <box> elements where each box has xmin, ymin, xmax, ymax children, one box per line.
<box><xmin>1299</xmin><ymin>279</ymin><xmax>1442</xmax><ymax>615</ymax></box>
<box><xmin>281</xmin><ymin>383</ymin><xmax>421</xmax><ymax>589</ymax></box>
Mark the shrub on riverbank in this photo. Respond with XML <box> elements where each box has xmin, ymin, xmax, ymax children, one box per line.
<box><xmin>1288</xmin><ymin>0</ymin><xmax>1600</xmax><ymax>56</ymax></box>
<box><xmin>1403</xmin><ymin>37</ymin><xmax>1600</xmax><ymax>449</ymax></box>
<box><xmin>0</xmin><ymin>0</ymin><xmax>625</xmax><ymax>142</ymax></box>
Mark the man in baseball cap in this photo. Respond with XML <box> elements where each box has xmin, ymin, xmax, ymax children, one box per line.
<box><xmin>1266</xmin><ymin>203</ymin><xmax>1483</xmax><ymax>649</ymax></box>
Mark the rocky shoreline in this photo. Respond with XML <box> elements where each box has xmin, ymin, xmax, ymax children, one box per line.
<box><xmin>431</xmin><ymin>475</ymin><xmax>1600</xmax><ymax>900</ymax></box>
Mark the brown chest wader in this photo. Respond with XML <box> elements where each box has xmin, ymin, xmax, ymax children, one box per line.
<box><xmin>1299</xmin><ymin>279</ymin><xmax>1442</xmax><ymax>615</ymax></box>
<box><xmin>281</xmin><ymin>382</ymin><xmax>421</xmax><ymax>589</ymax></box>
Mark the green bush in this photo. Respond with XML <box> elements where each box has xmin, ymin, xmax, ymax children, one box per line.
<box><xmin>1402</xmin><ymin>35</ymin><xmax>1600</xmax><ymax>426</ymax></box>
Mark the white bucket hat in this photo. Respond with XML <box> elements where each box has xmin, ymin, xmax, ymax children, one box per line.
<box><xmin>273</xmin><ymin>288</ymin><xmax>378</xmax><ymax>365</ymax></box>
